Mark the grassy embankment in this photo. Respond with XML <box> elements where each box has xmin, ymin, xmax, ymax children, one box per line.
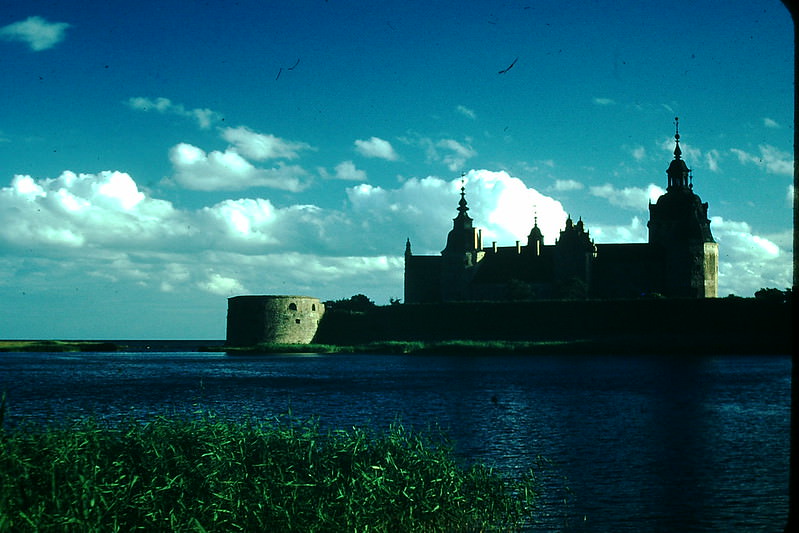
<box><xmin>0</xmin><ymin>340</ymin><xmax>118</xmax><ymax>352</ymax></box>
<box><xmin>0</xmin><ymin>401</ymin><xmax>539</xmax><ymax>531</ymax></box>
<box><xmin>223</xmin><ymin>339</ymin><xmax>591</xmax><ymax>355</ymax></box>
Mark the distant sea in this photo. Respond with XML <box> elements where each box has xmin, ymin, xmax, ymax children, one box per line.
<box><xmin>0</xmin><ymin>349</ymin><xmax>789</xmax><ymax>532</ymax></box>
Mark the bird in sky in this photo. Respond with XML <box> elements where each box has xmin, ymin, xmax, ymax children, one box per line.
<box><xmin>276</xmin><ymin>58</ymin><xmax>300</xmax><ymax>80</ymax></box>
<box><xmin>498</xmin><ymin>57</ymin><xmax>518</xmax><ymax>74</ymax></box>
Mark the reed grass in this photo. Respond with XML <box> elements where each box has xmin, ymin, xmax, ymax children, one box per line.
<box><xmin>0</xmin><ymin>411</ymin><xmax>539</xmax><ymax>531</ymax></box>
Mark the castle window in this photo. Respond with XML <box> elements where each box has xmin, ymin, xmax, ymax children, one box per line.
<box><xmin>312</xmin><ymin>304</ymin><xmax>316</xmax><ymax>311</ymax></box>
<box><xmin>295</xmin><ymin>319</ymin><xmax>301</xmax><ymax>324</ymax></box>
<box><xmin>288</xmin><ymin>302</ymin><xmax>298</xmax><ymax>311</ymax></box>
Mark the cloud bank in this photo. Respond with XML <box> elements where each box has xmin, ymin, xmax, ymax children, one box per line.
<box><xmin>0</xmin><ymin>163</ymin><xmax>790</xmax><ymax>338</ymax></box>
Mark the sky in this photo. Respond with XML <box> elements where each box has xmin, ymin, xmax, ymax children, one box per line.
<box><xmin>0</xmin><ymin>0</ymin><xmax>794</xmax><ymax>340</ymax></box>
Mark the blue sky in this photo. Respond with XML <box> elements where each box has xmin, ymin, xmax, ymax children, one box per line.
<box><xmin>0</xmin><ymin>1</ymin><xmax>793</xmax><ymax>339</ymax></box>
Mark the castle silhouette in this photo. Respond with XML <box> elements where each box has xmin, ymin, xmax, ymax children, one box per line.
<box><xmin>404</xmin><ymin>121</ymin><xmax>718</xmax><ymax>302</ymax></box>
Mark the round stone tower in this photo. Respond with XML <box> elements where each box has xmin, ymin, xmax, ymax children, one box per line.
<box><xmin>226</xmin><ymin>295</ymin><xmax>325</xmax><ymax>346</ymax></box>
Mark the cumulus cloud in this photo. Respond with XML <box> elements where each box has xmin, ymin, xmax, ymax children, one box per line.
<box><xmin>223</xmin><ymin>126</ymin><xmax>313</xmax><ymax>160</ymax></box>
<box><xmin>1</xmin><ymin>164</ymin><xmax>790</xmax><ymax>335</ymax></box>
<box><xmin>589</xmin><ymin>183</ymin><xmax>665</xmax><ymax>210</ymax></box>
<box><xmin>551</xmin><ymin>179</ymin><xmax>584</xmax><ymax>192</ymax></box>
<box><xmin>322</xmin><ymin>161</ymin><xmax>367</xmax><ymax>181</ymax></box>
<box><xmin>347</xmin><ymin>169</ymin><xmax>568</xmax><ymax>251</ymax></box>
<box><xmin>730</xmin><ymin>145</ymin><xmax>793</xmax><ymax>176</ymax></box>
<box><xmin>127</xmin><ymin>97</ymin><xmax>222</xmax><ymax>129</ymax></box>
<box><xmin>711</xmin><ymin>216</ymin><xmax>791</xmax><ymax>296</ymax></box>
<box><xmin>354</xmin><ymin>137</ymin><xmax>399</xmax><ymax>161</ymax></box>
<box><xmin>0</xmin><ymin>16</ymin><xmax>69</xmax><ymax>51</ymax></box>
<box><xmin>168</xmin><ymin>143</ymin><xmax>308</xmax><ymax>192</ymax></box>
<box><xmin>0</xmin><ymin>171</ymin><xmax>181</xmax><ymax>250</ymax></box>
<box><xmin>199</xmin><ymin>272</ymin><xmax>246</xmax><ymax>296</ymax></box>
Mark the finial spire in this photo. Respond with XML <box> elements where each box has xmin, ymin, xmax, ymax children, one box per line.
<box><xmin>454</xmin><ymin>173</ymin><xmax>471</xmax><ymax>222</ymax></box>
<box><xmin>666</xmin><ymin>117</ymin><xmax>690</xmax><ymax>189</ymax></box>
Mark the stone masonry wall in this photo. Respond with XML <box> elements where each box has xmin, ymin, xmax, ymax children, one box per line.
<box><xmin>226</xmin><ymin>295</ymin><xmax>324</xmax><ymax>346</ymax></box>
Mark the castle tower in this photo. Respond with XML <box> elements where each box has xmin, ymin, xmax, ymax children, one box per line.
<box><xmin>648</xmin><ymin>119</ymin><xmax>718</xmax><ymax>297</ymax></box>
<box><xmin>554</xmin><ymin>215</ymin><xmax>596</xmax><ymax>298</ymax></box>
<box><xmin>440</xmin><ymin>180</ymin><xmax>484</xmax><ymax>300</ymax></box>
<box><xmin>526</xmin><ymin>213</ymin><xmax>544</xmax><ymax>256</ymax></box>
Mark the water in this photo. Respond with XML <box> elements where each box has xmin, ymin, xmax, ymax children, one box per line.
<box><xmin>0</xmin><ymin>351</ymin><xmax>790</xmax><ymax>531</ymax></box>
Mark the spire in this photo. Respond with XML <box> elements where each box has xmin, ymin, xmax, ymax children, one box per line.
<box><xmin>453</xmin><ymin>174</ymin><xmax>473</xmax><ymax>227</ymax></box>
<box><xmin>457</xmin><ymin>184</ymin><xmax>469</xmax><ymax>217</ymax></box>
<box><xmin>527</xmin><ymin>206</ymin><xmax>544</xmax><ymax>251</ymax></box>
<box><xmin>442</xmin><ymin>174</ymin><xmax>480</xmax><ymax>255</ymax></box>
<box><xmin>673</xmin><ymin>116</ymin><xmax>682</xmax><ymax>160</ymax></box>
<box><xmin>666</xmin><ymin>117</ymin><xmax>690</xmax><ymax>190</ymax></box>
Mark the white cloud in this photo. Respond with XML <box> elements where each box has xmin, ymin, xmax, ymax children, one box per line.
<box><xmin>592</xmin><ymin>97</ymin><xmax>615</xmax><ymax>106</ymax></box>
<box><xmin>436</xmin><ymin>139</ymin><xmax>477</xmax><ymax>172</ymax></box>
<box><xmin>0</xmin><ymin>165</ymin><xmax>790</xmax><ymax>337</ymax></box>
<box><xmin>0</xmin><ymin>171</ymin><xmax>181</xmax><ymax>250</ymax></box>
<box><xmin>127</xmin><ymin>97</ymin><xmax>222</xmax><ymax>130</ymax></box>
<box><xmin>456</xmin><ymin>105</ymin><xmax>477</xmax><ymax>119</ymax></box>
<box><xmin>551</xmin><ymin>179</ymin><xmax>584</xmax><ymax>192</ymax></box>
<box><xmin>347</xmin><ymin>169</ymin><xmax>568</xmax><ymax>250</ymax></box>
<box><xmin>199</xmin><ymin>272</ymin><xmax>246</xmax><ymax>296</ymax></box>
<box><xmin>354</xmin><ymin>137</ymin><xmax>399</xmax><ymax>161</ymax></box>
<box><xmin>763</xmin><ymin>117</ymin><xmax>780</xmax><ymax>129</ymax></box>
<box><xmin>589</xmin><ymin>183</ymin><xmax>665</xmax><ymax>210</ymax></box>
<box><xmin>222</xmin><ymin>126</ymin><xmax>313</xmax><ymax>160</ymax></box>
<box><xmin>200</xmin><ymin>198</ymin><xmax>280</xmax><ymax>247</ymax></box>
<box><xmin>730</xmin><ymin>145</ymin><xmax>793</xmax><ymax>176</ymax></box>
<box><xmin>0</xmin><ymin>16</ymin><xmax>70</xmax><ymax>51</ymax></box>
<box><xmin>711</xmin><ymin>216</ymin><xmax>791</xmax><ymax>297</ymax></box>
<box><xmin>168</xmin><ymin>143</ymin><xmax>308</xmax><ymax>191</ymax></box>
<box><xmin>333</xmin><ymin>161</ymin><xmax>367</xmax><ymax>181</ymax></box>
<box><xmin>589</xmin><ymin>216</ymin><xmax>647</xmax><ymax>243</ymax></box>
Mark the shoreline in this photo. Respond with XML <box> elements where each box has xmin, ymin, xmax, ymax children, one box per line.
<box><xmin>2</xmin><ymin>335</ymin><xmax>788</xmax><ymax>355</ymax></box>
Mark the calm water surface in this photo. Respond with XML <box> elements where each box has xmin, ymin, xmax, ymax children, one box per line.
<box><xmin>0</xmin><ymin>351</ymin><xmax>790</xmax><ymax>531</ymax></box>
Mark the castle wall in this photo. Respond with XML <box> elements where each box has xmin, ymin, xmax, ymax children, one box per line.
<box><xmin>226</xmin><ymin>295</ymin><xmax>324</xmax><ymax>346</ymax></box>
<box><xmin>404</xmin><ymin>256</ymin><xmax>442</xmax><ymax>304</ymax></box>
<box><xmin>314</xmin><ymin>299</ymin><xmax>791</xmax><ymax>353</ymax></box>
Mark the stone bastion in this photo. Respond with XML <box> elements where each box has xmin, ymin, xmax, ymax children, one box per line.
<box><xmin>226</xmin><ymin>295</ymin><xmax>325</xmax><ymax>345</ymax></box>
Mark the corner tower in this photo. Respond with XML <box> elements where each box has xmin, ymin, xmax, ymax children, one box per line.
<box><xmin>648</xmin><ymin>119</ymin><xmax>718</xmax><ymax>297</ymax></box>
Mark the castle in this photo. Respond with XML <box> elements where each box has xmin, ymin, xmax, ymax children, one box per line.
<box><xmin>404</xmin><ymin>123</ymin><xmax>718</xmax><ymax>303</ymax></box>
